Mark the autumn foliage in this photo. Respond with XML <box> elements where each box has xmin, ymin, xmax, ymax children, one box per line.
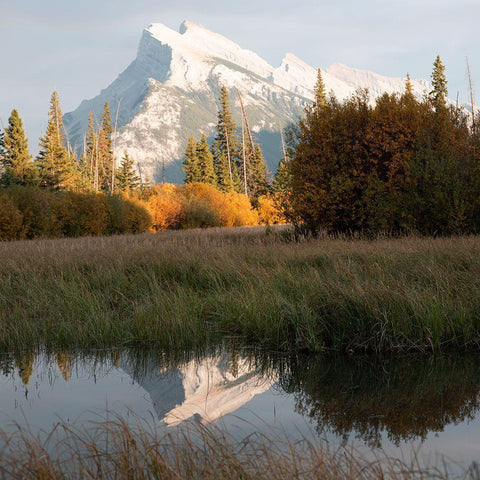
<box><xmin>288</xmin><ymin>88</ymin><xmax>480</xmax><ymax>235</ymax></box>
<box><xmin>144</xmin><ymin>182</ymin><xmax>259</xmax><ymax>230</ymax></box>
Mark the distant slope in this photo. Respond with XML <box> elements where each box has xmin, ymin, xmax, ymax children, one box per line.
<box><xmin>64</xmin><ymin>21</ymin><xmax>429</xmax><ymax>183</ymax></box>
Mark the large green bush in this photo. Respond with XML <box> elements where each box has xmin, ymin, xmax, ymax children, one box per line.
<box><xmin>0</xmin><ymin>194</ymin><xmax>23</xmax><ymax>240</ymax></box>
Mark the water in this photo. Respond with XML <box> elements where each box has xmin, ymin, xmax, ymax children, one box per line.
<box><xmin>1</xmin><ymin>346</ymin><xmax>479</xmax><ymax>469</ymax></box>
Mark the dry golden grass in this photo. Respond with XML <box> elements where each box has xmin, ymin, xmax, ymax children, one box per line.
<box><xmin>0</xmin><ymin>416</ymin><xmax>462</xmax><ymax>480</ymax></box>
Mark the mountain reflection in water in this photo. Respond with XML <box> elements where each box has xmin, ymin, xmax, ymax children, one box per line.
<box><xmin>0</xmin><ymin>347</ymin><xmax>479</xmax><ymax>449</ymax></box>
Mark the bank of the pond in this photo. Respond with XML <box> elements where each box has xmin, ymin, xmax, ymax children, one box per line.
<box><xmin>1</xmin><ymin>226</ymin><xmax>480</xmax><ymax>353</ymax></box>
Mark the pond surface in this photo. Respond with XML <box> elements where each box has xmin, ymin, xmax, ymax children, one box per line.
<box><xmin>1</xmin><ymin>346</ymin><xmax>479</xmax><ymax>469</ymax></box>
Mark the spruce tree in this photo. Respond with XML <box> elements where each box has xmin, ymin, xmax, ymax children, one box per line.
<box><xmin>98</xmin><ymin>102</ymin><xmax>114</xmax><ymax>193</ymax></box>
<box><xmin>213</xmin><ymin>86</ymin><xmax>239</xmax><ymax>191</ymax></box>
<box><xmin>116</xmin><ymin>151</ymin><xmax>141</xmax><ymax>193</ymax></box>
<box><xmin>246</xmin><ymin>144</ymin><xmax>268</xmax><ymax>197</ymax></box>
<box><xmin>314</xmin><ymin>68</ymin><xmax>327</xmax><ymax>109</ymax></box>
<box><xmin>36</xmin><ymin>91</ymin><xmax>78</xmax><ymax>189</ymax></box>
<box><xmin>430</xmin><ymin>55</ymin><xmax>448</xmax><ymax>111</ymax></box>
<box><xmin>405</xmin><ymin>73</ymin><xmax>414</xmax><ymax>98</ymax></box>
<box><xmin>84</xmin><ymin>111</ymin><xmax>97</xmax><ymax>190</ymax></box>
<box><xmin>0</xmin><ymin>109</ymin><xmax>37</xmax><ymax>186</ymax></box>
<box><xmin>183</xmin><ymin>136</ymin><xmax>200</xmax><ymax>183</ymax></box>
<box><xmin>196</xmin><ymin>134</ymin><xmax>216</xmax><ymax>185</ymax></box>
<box><xmin>273</xmin><ymin>155</ymin><xmax>292</xmax><ymax>194</ymax></box>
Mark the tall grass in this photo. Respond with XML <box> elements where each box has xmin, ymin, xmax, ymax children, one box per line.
<box><xmin>0</xmin><ymin>417</ymin><xmax>462</xmax><ymax>479</ymax></box>
<box><xmin>1</xmin><ymin>226</ymin><xmax>480</xmax><ymax>353</ymax></box>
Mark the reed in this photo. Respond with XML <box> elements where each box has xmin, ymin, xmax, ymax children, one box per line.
<box><xmin>0</xmin><ymin>417</ymin><xmax>459</xmax><ymax>479</ymax></box>
<box><xmin>1</xmin><ymin>226</ymin><xmax>480</xmax><ymax>353</ymax></box>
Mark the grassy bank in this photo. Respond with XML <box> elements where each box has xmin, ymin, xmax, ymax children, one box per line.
<box><xmin>0</xmin><ymin>418</ymin><xmax>459</xmax><ymax>479</ymax></box>
<box><xmin>1</xmin><ymin>227</ymin><xmax>480</xmax><ymax>353</ymax></box>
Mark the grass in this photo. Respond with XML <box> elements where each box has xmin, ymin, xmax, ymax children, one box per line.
<box><xmin>0</xmin><ymin>416</ymin><xmax>465</xmax><ymax>479</ymax></box>
<box><xmin>1</xmin><ymin>226</ymin><xmax>480</xmax><ymax>353</ymax></box>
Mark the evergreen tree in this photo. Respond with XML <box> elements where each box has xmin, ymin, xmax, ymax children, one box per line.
<box><xmin>213</xmin><ymin>86</ymin><xmax>239</xmax><ymax>191</ymax></box>
<box><xmin>84</xmin><ymin>111</ymin><xmax>97</xmax><ymax>189</ymax></box>
<box><xmin>0</xmin><ymin>131</ymin><xmax>5</xmax><ymax>171</ymax></box>
<box><xmin>196</xmin><ymin>134</ymin><xmax>216</xmax><ymax>185</ymax></box>
<box><xmin>183</xmin><ymin>136</ymin><xmax>200</xmax><ymax>183</ymax></box>
<box><xmin>0</xmin><ymin>109</ymin><xmax>37</xmax><ymax>186</ymax></box>
<box><xmin>245</xmin><ymin>143</ymin><xmax>268</xmax><ymax>197</ymax></box>
<box><xmin>116</xmin><ymin>151</ymin><xmax>141</xmax><ymax>193</ymax></box>
<box><xmin>314</xmin><ymin>68</ymin><xmax>327</xmax><ymax>109</ymax></box>
<box><xmin>273</xmin><ymin>154</ymin><xmax>292</xmax><ymax>194</ymax></box>
<box><xmin>36</xmin><ymin>91</ymin><xmax>78</xmax><ymax>189</ymax></box>
<box><xmin>98</xmin><ymin>102</ymin><xmax>114</xmax><ymax>193</ymax></box>
<box><xmin>405</xmin><ymin>73</ymin><xmax>414</xmax><ymax>99</ymax></box>
<box><xmin>430</xmin><ymin>55</ymin><xmax>448</xmax><ymax>111</ymax></box>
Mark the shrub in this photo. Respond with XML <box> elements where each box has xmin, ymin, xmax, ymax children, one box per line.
<box><xmin>225</xmin><ymin>192</ymin><xmax>258</xmax><ymax>227</ymax></box>
<box><xmin>146</xmin><ymin>184</ymin><xmax>183</xmax><ymax>231</ymax></box>
<box><xmin>256</xmin><ymin>195</ymin><xmax>285</xmax><ymax>225</ymax></box>
<box><xmin>0</xmin><ymin>194</ymin><xmax>23</xmax><ymax>240</ymax></box>
<box><xmin>5</xmin><ymin>186</ymin><xmax>62</xmax><ymax>238</ymax></box>
<box><xmin>106</xmin><ymin>195</ymin><xmax>152</xmax><ymax>234</ymax></box>
<box><xmin>57</xmin><ymin>192</ymin><xmax>108</xmax><ymax>237</ymax></box>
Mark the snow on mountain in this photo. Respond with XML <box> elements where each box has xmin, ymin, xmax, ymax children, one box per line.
<box><xmin>64</xmin><ymin>21</ymin><xmax>430</xmax><ymax>183</ymax></box>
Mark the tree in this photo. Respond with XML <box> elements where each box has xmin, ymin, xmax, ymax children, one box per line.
<box><xmin>430</xmin><ymin>55</ymin><xmax>448</xmax><ymax>111</ymax></box>
<box><xmin>246</xmin><ymin>144</ymin><xmax>268</xmax><ymax>197</ymax></box>
<box><xmin>116</xmin><ymin>151</ymin><xmax>141</xmax><ymax>193</ymax></box>
<box><xmin>404</xmin><ymin>73</ymin><xmax>414</xmax><ymax>101</ymax></box>
<box><xmin>196</xmin><ymin>134</ymin><xmax>216</xmax><ymax>185</ymax></box>
<box><xmin>313</xmin><ymin>68</ymin><xmax>327</xmax><ymax>110</ymax></box>
<box><xmin>183</xmin><ymin>136</ymin><xmax>200</xmax><ymax>183</ymax></box>
<box><xmin>0</xmin><ymin>109</ymin><xmax>37</xmax><ymax>185</ymax></box>
<box><xmin>213</xmin><ymin>86</ymin><xmax>239</xmax><ymax>191</ymax></box>
<box><xmin>273</xmin><ymin>155</ymin><xmax>291</xmax><ymax>194</ymax></box>
<box><xmin>98</xmin><ymin>102</ymin><xmax>114</xmax><ymax>193</ymax></box>
<box><xmin>36</xmin><ymin>91</ymin><xmax>79</xmax><ymax>189</ymax></box>
<box><xmin>83</xmin><ymin>111</ymin><xmax>97</xmax><ymax>190</ymax></box>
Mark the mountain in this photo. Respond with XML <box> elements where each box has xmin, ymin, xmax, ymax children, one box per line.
<box><xmin>64</xmin><ymin>21</ymin><xmax>429</xmax><ymax>183</ymax></box>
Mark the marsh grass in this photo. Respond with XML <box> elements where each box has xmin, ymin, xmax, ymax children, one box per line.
<box><xmin>0</xmin><ymin>416</ymin><xmax>463</xmax><ymax>480</ymax></box>
<box><xmin>2</xmin><ymin>226</ymin><xmax>480</xmax><ymax>353</ymax></box>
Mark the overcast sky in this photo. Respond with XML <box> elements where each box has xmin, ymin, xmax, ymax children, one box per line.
<box><xmin>1</xmin><ymin>0</ymin><xmax>479</xmax><ymax>151</ymax></box>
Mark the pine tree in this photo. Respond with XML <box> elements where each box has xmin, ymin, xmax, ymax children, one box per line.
<box><xmin>84</xmin><ymin>111</ymin><xmax>97</xmax><ymax>190</ymax></box>
<box><xmin>247</xmin><ymin>144</ymin><xmax>268</xmax><ymax>197</ymax></box>
<box><xmin>405</xmin><ymin>73</ymin><xmax>414</xmax><ymax>98</ymax></box>
<box><xmin>314</xmin><ymin>68</ymin><xmax>327</xmax><ymax>109</ymax></box>
<box><xmin>36</xmin><ymin>91</ymin><xmax>78</xmax><ymax>189</ymax></box>
<box><xmin>196</xmin><ymin>134</ymin><xmax>216</xmax><ymax>185</ymax></box>
<box><xmin>430</xmin><ymin>55</ymin><xmax>448</xmax><ymax>111</ymax></box>
<box><xmin>273</xmin><ymin>155</ymin><xmax>292</xmax><ymax>194</ymax></box>
<box><xmin>116</xmin><ymin>151</ymin><xmax>141</xmax><ymax>193</ymax></box>
<box><xmin>0</xmin><ymin>109</ymin><xmax>37</xmax><ymax>186</ymax></box>
<box><xmin>183</xmin><ymin>136</ymin><xmax>200</xmax><ymax>183</ymax></box>
<box><xmin>98</xmin><ymin>102</ymin><xmax>114</xmax><ymax>193</ymax></box>
<box><xmin>213</xmin><ymin>86</ymin><xmax>239</xmax><ymax>191</ymax></box>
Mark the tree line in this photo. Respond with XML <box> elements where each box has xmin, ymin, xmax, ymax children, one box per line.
<box><xmin>285</xmin><ymin>56</ymin><xmax>480</xmax><ymax>235</ymax></box>
<box><xmin>0</xmin><ymin>93</ymin><xmax>142</xmax><ymax>194</ymax></box>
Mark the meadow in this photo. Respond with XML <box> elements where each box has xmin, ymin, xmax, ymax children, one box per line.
<box><xmin>1</xmin><ymin>226</ymin><xmax>480</xmax><ymax>354</ymax></box>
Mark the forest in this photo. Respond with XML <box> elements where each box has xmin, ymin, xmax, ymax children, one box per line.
<box><xmin>0</xmin><ymin>55</ymin><xmax>478</xmax><ymax>240</ymax></box>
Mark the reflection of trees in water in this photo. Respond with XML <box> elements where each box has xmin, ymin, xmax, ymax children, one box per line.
<box><xmin>1</xmin><ymin>344</ymin><xmax>479</xmax><ymax>448</ymax></box>
<box><xmin>279</xmin><ymin>354</ymin><xmax>480</xmax><ymax>447</ymax></box>
<box><xmin>14</xmin><ymin>352</ymin><xmax>35</xmax><ymax>386</ymax></box>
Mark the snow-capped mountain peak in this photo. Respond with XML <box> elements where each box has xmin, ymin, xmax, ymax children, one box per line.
<box><xmin>64</xmin><ymin>20</ymin><xmax>431</xmax><ymax>183</ymax></box>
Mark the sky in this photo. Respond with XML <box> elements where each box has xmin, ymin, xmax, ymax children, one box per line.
<box><xmin>1</xmin><ymin>0</ymin><xmax>480</xmax><ymax>152</ymax></box>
